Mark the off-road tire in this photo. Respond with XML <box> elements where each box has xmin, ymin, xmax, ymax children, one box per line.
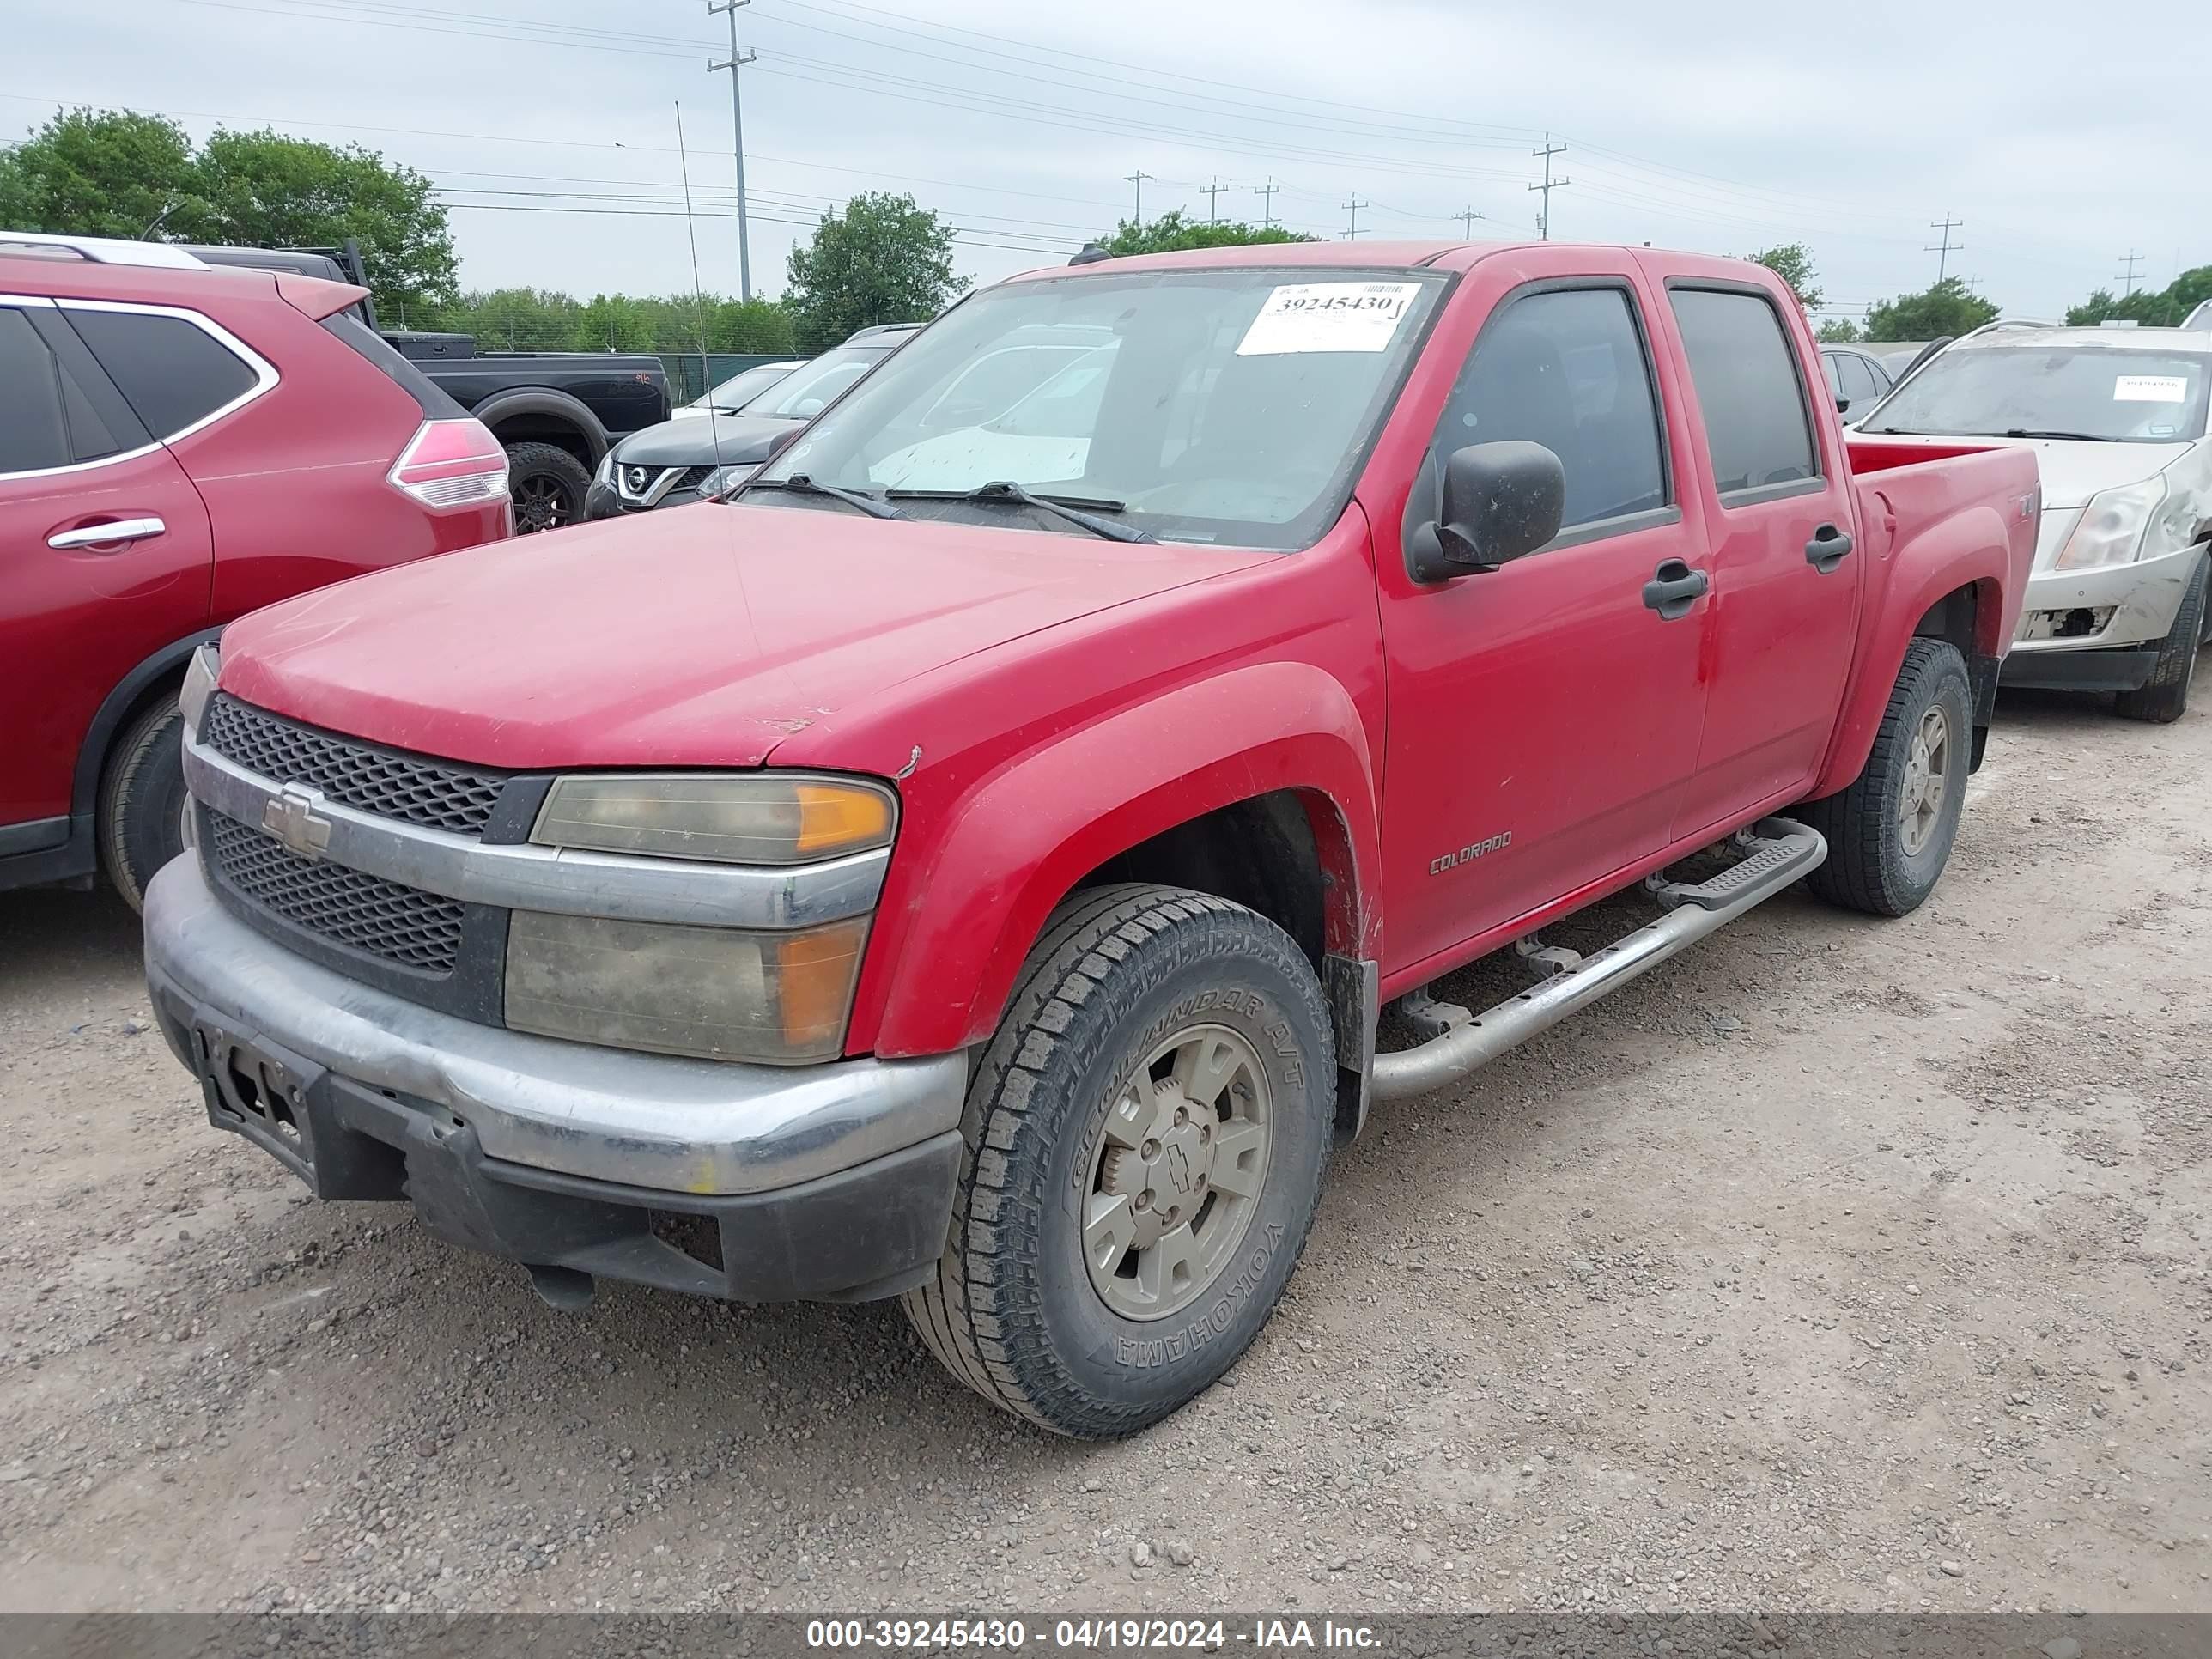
<box><xmin>2112</xmin><ymin>548</ymin><xmax>2208</xmax><ymax>724</ymax></box>
<box><xmin>900</xmin><ymin>884</ymin><xmax>1334</xmax><ymax>1438</ymax></box>
<box><xmin>505</xmin><ymin>441</ymin><xmax>591</xmax><ymax>534</ymax></box>
<box><xmin>98</xmin><ymin>697</ymin><xmax>190</xmax><ymax>914</ymax></box>
<box><xmin>1800</xmin><ymin>638</ymin><xmax>1972</xmax><ymax>918</ymax></box>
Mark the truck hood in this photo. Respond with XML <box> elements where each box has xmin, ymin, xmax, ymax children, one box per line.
<box><xmin>216</xmin><ymin>504</ymin><xmax>1271</xmax><ymax>771</ymax></box>
<box><xmin>611</xmin><ymin>413</ymin><xmax>797</xmax><ymax>470</ymax></box>
<box><xmin>1858</xmin><ymin>428</ymin><xmax>2191</xmax><ymax>508</ymax></box>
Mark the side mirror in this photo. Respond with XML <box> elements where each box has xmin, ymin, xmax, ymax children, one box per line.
<box><xmin>765</xmin><ymin>427</ymin><xmax>803</xmax><ymax>459</ymax></box>
<box><xmin>1834</xmin><ymin>393</ymin><xmax>1851</xmax><ymax>414</ymax></box>
<box><xmin>1407</xmin><ymin>441</ymin><xmax>1565</xmax><ymax>582</ymax></box>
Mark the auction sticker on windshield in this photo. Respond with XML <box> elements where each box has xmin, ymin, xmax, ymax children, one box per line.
<box><xmin>1237</xmin><ymin>282</ymin><xmax>1423</xmax><ymax>356</ymax></box>
<box><xmin>2113</xmin><ymin>374</ymin><xmax>2189</xmax><ymax>403</ymax></box>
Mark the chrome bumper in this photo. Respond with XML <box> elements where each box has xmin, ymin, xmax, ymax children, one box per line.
<box><xmin>143</xmin><ymin>857</ymin><xmax>966</xmax><ymax>1197</ymax></box>
<box><xmin>2011</xmin><ymin>541</ymin><xmax>2204</xmax><ymax>656</ymax></box>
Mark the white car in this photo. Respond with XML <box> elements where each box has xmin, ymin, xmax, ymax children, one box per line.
<box><xmin>1853</xmin><ymin>320</ymin><xmax>2212</xmax><ymax>720</ymax></box>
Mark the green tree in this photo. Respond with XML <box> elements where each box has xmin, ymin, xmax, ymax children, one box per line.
<box><xmin>2064</xmin><ymin>265</ymin><xmax>2212</xmax><ymax>329</ymax></box>
<box><xmin>1816</xmin><ymin>318</ymin><xmax>1863</xmax><ymax>343</ymax></box>
<box><xmin>1748</xmin><ymin>242</ymin><xmax>1823</xmax><ymax>312</ymax></box>
<box><xmin>785</xmin><ymin>192</ymin><xmax>958</xmax><ymax>351</ymax></box>
<box><xmin>1101</xmin><ymin>210</ymin><xmax>1317</xmax><ymax>256</ymax></box>
<box><xmin>191</xmin><ymin>128</ymin><xmax>456</xmax><ymax>315</ymax></box>
<box><xmin>1863</xmin><ymin>276</ymin><xmax>1999</xmax><ymax>341</ymax></box>
<box><xmin>0</xmin><ymin>108</ymin><xmax>204</xmax><ymax>240</ymax></box>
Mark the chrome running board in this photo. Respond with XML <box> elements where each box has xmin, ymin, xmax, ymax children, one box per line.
<box><xmin>1369</xmin><ymin>817</ymin><xmax>1826</xmax><ymax>1103</ymax></box>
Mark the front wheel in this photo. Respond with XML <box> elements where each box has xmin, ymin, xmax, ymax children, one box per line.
<box><xmin>98</xmin><ymin>697</ymin><xmax>190</xmax><ymax>914</ymax></box>
<box><xmin>2112</xmin><ymin>548</ymin><xmax>2208</xmax><ymax>724</ymax></box>
<box><xmin>901</xmin><ymin>884</ymin><xmax>1334</xmax><ymax>1438</ymax></box>
<box><xmin>1799</xmin><ymin>638</ymin><xmax>1972</xmax><ymax>918</ymax></box>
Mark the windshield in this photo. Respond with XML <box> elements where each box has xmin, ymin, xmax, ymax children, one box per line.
<box><xmin>1865</xmin><ymin>344</ymin><xmax>2210</xmax><ymax>442</ymax></box>
<box><xmin>686</xmin><ymin>361</ymin><xmax>799</xmax><ymax>411</ymax></box>
<box><xmin>743</xmin><ymin>346</ymin><xmax>890</xmax><ymax>420</ymax></box>
<box><xmin>754</xmin><ymin>267</ymin><xmax>1450</xmax><ymax>547</ymax></box>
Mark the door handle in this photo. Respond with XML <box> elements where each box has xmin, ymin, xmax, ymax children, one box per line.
<box><xmin>1805</xmin><ymin>522</ymin><xmax>1853</xmax><ymax>573</ymax></box>
<box><xmin>49</xmin><ymin>516</ymin><xmax>167</xmax><ymax>550</ymax></box>
<box><xmin>1641</xmin><ymin>558</ymin><xmax>1710</xmax><ymax>621</ymax></box>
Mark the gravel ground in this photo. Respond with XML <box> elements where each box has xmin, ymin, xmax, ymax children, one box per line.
<box><xmin>2</xmin><ymin>686</ymin><xmax>2208</xmax><ymax>1618</ymax></box>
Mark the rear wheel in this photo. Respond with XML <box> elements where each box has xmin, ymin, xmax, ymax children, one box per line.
<box><xmin>901</xmin><ymin>884</ymin><xmax>1334</xmax><ymax>1438</ymax></box>
<box><xmin>2112</xmin><ymin>549</ymin><xmax>2208</xmax><ymax>724</ymax></box>
<box><xmin>98</xmin><ymin>697</ymin><xmax>190</xmax><ymax>914</ymax></box>
<box><xmin>505</xmin><ymin>441</ymin><xmax>591</xmax><ymax>534</ymax></box>
<box><xmin>1800</xmin><ymin>638</ymin><xmax>1972</xmax><ymax>918</ymax></box>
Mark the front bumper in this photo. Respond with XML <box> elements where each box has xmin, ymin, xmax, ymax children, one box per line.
<box><xmin>143</xmin><ymin>858</ymin><xmax>966</xmax><ymax>1302</ymax></box>
<box><xmin>2004</xmin><ymin>541</ymin><xmax>2203</xmax><ymax>686</ymax></box>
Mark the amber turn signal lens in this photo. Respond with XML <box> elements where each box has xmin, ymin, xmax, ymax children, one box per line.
<box><xmin>793</xmin><ymin>782</ymin><xmax>894</xmax><ymax>858</ymax></box>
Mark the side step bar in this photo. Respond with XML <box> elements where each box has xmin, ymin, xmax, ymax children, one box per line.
<box><xmin>1369</xmin><ymin>817</ymin><xmax>1826</xmax><ymax>1103</ymax></box>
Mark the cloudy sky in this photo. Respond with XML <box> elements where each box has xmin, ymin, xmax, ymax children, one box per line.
<box><xmin>12</xmin><ymin>0</ymin><xmax>2209</xmax><ymax>325</ymax></box>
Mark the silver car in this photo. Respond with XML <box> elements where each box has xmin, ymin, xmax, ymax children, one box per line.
<box><xmin>1854</xmin><ymin>320</ymin><xmax>2212</xmax><ymax>720</ymax></box>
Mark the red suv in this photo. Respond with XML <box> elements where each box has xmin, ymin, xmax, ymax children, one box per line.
<box><xmin>0</xmin><ymin>232</ymin><xmax>511</xmax><ymax>908</ymax></box>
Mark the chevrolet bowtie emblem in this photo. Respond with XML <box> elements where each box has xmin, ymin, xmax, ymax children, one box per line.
<box><xmin>263</xmin><ymin>784</ymin><xmax>333</xmax><ymax>860</ymax></box>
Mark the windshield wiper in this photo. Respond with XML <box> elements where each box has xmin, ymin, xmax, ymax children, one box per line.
<box><xmin>742</xmin><ymin>473</ymin><xmax>907</xmax><ymax>520</ymax></box>
<box><xmin>885</xmin><ymin>480</ymin><xmax>1157</xmax><ymax>544</ymax></box>
<box><xmin>2001</xmin><ymin>428</ymin><xmax>2112</xmax><ymax>442</ymax></box>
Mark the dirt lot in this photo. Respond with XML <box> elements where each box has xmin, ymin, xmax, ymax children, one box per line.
<box><xmin>2</xmin><ymin>687</ymin><xmax>2208</xmax><ymax>1618</ymax></box>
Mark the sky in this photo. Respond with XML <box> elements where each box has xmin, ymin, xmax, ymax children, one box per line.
<box><xmin>10</xmin><ymin>0</ymin><xmax>2209</xmax><ymax>327</ymax></box>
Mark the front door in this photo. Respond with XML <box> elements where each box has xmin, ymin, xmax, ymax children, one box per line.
<box><xmin>1375</xmin><ymin>264</ymin><xmax>1714</xmax><ymax>981</ymax></box>
<box><xmin>0</xmin><ymin>300</ymin><xmax>213</xmax><ymax>835</ymax></box>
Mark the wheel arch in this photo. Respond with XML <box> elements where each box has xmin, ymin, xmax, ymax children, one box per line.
<box><xmin>471</xmin><ymin>387</ymin><xmax>611</xmax><ymax>465</ymax></box>
<box><xmin>72</xmin><ymin>627</ymin><xmax>223</xmax><ymax>822</ymax></box>
<box><xmin>858</xmin><ymin>662</ymin><xmax>1382</xmax><ymax>1128</ymax></box>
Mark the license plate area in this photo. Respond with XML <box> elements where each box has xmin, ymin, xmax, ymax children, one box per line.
<box><xmin>192</xmin><ymin>1018</ymin><xmax>325</xmax><ymax>1186</ymax></box>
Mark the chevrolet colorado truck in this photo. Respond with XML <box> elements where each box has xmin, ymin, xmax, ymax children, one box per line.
<box><xmin>143</xmin><ymin>240</ymin><xmax>2039</xmax><ymax>1438</ymax></box>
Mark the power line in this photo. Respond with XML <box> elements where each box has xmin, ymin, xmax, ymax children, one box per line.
<box><xmin>705</xmin><ymin>0</ymin><xmax>758</xmax><ymax>301</ymax></box>
<box><xmin>2118</xmin><ymin>249</ymin><xmax>2145</xmax><ymax>295</ymax></box>
<box><xmin>1528</xmin><ymin>134</ymin><xmax>1569</xmax><ymax>240</ymax></box>
<box><xmin>1456</xmin><ymin>205</ymin><xmax>1484</xmax><ymax>238</ymax></box>
<box><xmin>1254</xmin><ymin>177</ymin><xmax>1279</xmax><ymax>229</ymax></box>
<box><xmin>1200</xmin><ymin>176</ymin><xmax>1230</xmax><ymax>225</ymax></box>
<box><xmin>1342</xmin><ymin>196</ymin><xmax>1368</xmax><ymax>240</ymax></box>
<box><xmin>1927</xmin><ymin>213</ymin><xmax>1963</xmax><ymax>282</ymax></box>
<box><xmin>1126</xmin><ymin>169</ymin><xmax>1155</xmax><ymax>223</ymax></box>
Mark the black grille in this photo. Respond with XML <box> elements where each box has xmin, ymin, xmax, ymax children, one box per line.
<box><xmin>200</xmin><ymin>695</ymin><xmax>507</xmax><ymax>836</ymax></box>
<box><xmin>205</xmin><ymin>811</ymin><xmax>463</xmax><ymax>974</ymax></box>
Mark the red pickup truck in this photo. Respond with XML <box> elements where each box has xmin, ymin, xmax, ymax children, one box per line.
<box><xmin>143</xmin><ymin>240</ymin><xmax>2037</xmax><ymax>1438</ymax></box>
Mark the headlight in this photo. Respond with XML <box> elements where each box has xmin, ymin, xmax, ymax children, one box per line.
<box><xmin>532</xmin><ymin>774</ymin><xmax>895</xmax><ymax>865</ymax></box>
<box><xmin>593</xmin><ymin>450</ymin><xmax>618</xmax><ymax>487</ymax></box>
<box><xmin>2052</xmin><ymin>477</ymin><xmax>2166</xmax><ymax>570</ymax></box>
<box><xmin>696</xmin><ymin>463</ymin><xmax>756</xmax><ymax>500</ymax></box>
<box><xmin>504</xmin><ymin>911</ymin><xmax>868</xmax><ymax>1063</ymax></box>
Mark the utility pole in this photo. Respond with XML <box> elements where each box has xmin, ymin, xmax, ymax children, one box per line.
<box><xmin>1455</xmin><ymin>205</ymin><xmax>1484</xmax><ymax>239</ymax></box>
<box><xmin>706</xmin><ymin>0</ymin><xmax>757</xmax><ymax>302</ymax></box>
<box><xmin>1126</xmin><ymin>169</ymin><xmax>1155</xmax><ymax>225</ymax></box>
<box><xmin>1200</xmin><ymin>177</ymin><xmax>1230</xmax><ymax>225</ymax></box>
<box><xmin>1342</xmin><ymin>195</ymin><xmax>1368</xmax><ymax>240</ymax></box>
<box><xmin>1253</xmin><ymin>177</ymin><xmax>1279</xmax><ymax>229</ymax></box>
<box><xmin>1528</xmin><ymin>133</ymin><xmax>1569</xmax><ymax>240</ymax></box>
<box><xmin>2118</xmin><ymin>250</ymin><xmax>2145</xmax><ymax>295</ymax></box>
<box><xmin>1926</xmin><ymin>213</ymin><xmax>1962</xmax><ymax>283</ymax></box>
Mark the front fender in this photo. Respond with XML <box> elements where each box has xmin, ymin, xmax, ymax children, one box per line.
<box><xmin>860</xmin><ymin>660</ymin><xmax>1380</xmax><ymax>1059</ymax></box>
<box><xmin>1809</xmin><ymin>495</ymin><xmax>2019</xmax><ymax>800</ymax></box>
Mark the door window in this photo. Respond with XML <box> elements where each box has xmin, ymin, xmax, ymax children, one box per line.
<box><xmin>1838</xmin><ymin>353</ymin><xmax>1879</xmax><ymax>404</ymax></box>
<box><xmin>0</xmin><ymin>306</ymin><xmax>138</xmax><ymax>474</ymax></box>
<box><xmin>1669</xmin><ymin>288</ymin><xmax>1820</xmax><ymax>498</ymax></box>
<box><xmin>1430</xmin><ymin>285</ymin><xmax>1669</xmax><ymax>537</ymax></box>
<box><xmin>62</xmin><ymin>307</ymin><xmax>264</xmax><ymax>441</ymax></box>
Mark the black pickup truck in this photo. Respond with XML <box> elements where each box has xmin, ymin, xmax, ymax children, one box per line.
<box><xmin>185</xmin><ymin>243</ymin><xmax>671</xmax><ymax>532</ymax></box>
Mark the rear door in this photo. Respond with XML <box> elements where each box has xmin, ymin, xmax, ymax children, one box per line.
<box><xmin>1655</xmin><ymin>275</ymin><xmax>1862</xmax><ymax>836</ymax></box>
<box><xmin>1376</xmin><ymin>258</ymin><xmax>1714</xmax><ymax>975</ymax></box>
<box><xmin>0</xmin><ymin>298</ymin><xmax>214</xmax><ymax>835</ymax></box>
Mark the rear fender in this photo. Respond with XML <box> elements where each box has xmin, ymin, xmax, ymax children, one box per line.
<box><xmin>864</xmin><ymin>661</ymin><xmax>1379</xmax><ymax>1059</ymax></box>
<box><xmin>1809</xmin><ymin>501</ymin><xmax>2014</xmax><ymax>800</ymax></box>
<box><xmin>470</xmin><ymin>388</ymin><xmax>611</xmax><ymax>461</ymax></box>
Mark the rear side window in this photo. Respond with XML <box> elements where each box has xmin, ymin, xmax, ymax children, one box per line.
<box><xmin>322</xmin><ymin>312</ymin><xmax>466</xmax><ymax>418</ymax></box>
<box><xmin>1432</xmin><ymin>285</ymin><xmax>1669</xmax><ymax>534</ymax></box>
<box><xmin>0</xmin><ymin>306</ymin><xmax>139</xmax><ymax>473</ymax></box>
<box><xmin>0</xmin><ymin>307</ymin><xmax>70</xmax><ymax>473</ymax></box>
<box><xmin>1669</xmin><ymin>288</ymin><xmax>1820</xmax><ymax>497</ymax></box>
<box><xmin>64</xmin><ymin>307</ymin><xmax>262</xmax><ymax>440</ymax></box>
